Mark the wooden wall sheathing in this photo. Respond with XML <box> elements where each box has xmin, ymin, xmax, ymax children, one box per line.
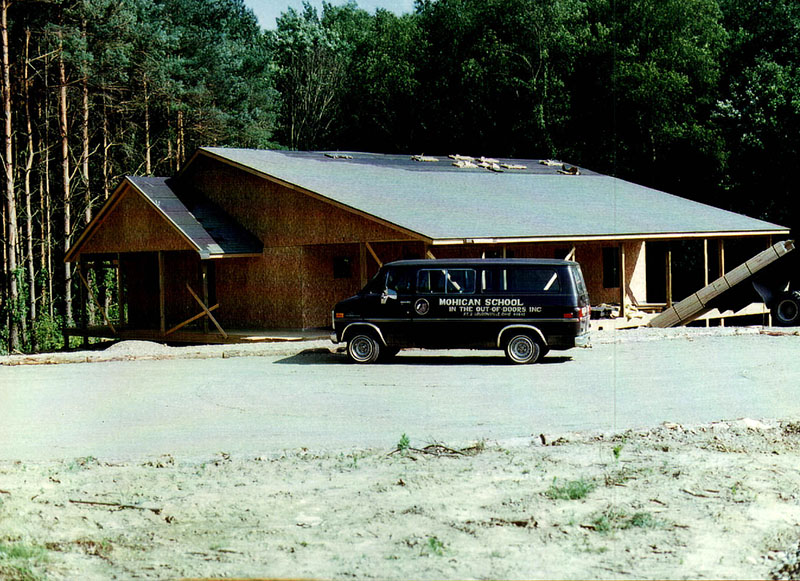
<box><xmin>80</xmin><ymin>188</ymin><xmax>194</xmax><ymax>255</ymax></box>
<box><xmin>182</xmin><ymin>157</ymin><xmax>418</xmax><ymax>248</ymax></box>
<box><xmin>301</xmin><ymin>244</ymin><xmax>363</xmax><ymax>328</ymax></box>
<box><xmin>162</xmin><ymin>252</ymin><xmax>203</xmax><ymax>327</ymax></box>
<box><xmin>214</xmin><ymin>247</ymin><xmax>304</xmax><ymax>328</ymax></box>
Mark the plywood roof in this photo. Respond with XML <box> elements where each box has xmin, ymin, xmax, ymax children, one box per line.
<box><xmin>198</xmin><ymin>148</ymin><xmax>789</xmax><ymax>243</ymax></box>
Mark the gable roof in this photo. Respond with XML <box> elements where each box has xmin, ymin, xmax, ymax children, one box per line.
<box><xmin>66</xmin><ymin>176</ymin><xmax>262</xmax><ymax>261</ymax></box>
<box><xmin>196</xmin><ymin>147</ymin><xmax>788</xmax><ymax>244</ymax></box>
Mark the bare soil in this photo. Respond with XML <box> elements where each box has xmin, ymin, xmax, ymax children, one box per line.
<box><xmin>2</xmin><ymin>419</ymin><xmax>800</xmax><ymax>580</ymax></box>
<box><xmin>2</xmin><ymin>326</ymin><xmax>800</xmax><ymax>580</ymax></box>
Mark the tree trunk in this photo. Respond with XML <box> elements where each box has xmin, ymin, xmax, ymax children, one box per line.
<box><xmin>58</xmin><ymin>30</ymin><xmax>72</xmax><ymax>326</ymax></box>
<box><xmin>1</xmin><ymin>0</ymin><xmax>20</xmax><ymax>352</ymax></box>
<box><xmin>144</xmin><ymin>78</ymin><xmax>151</xmax><ymax>175</ymax></box>
<box><xmin>23</xmin><ymin>27</ymin><xmax>36</xmax><ymax>346</ymax></box>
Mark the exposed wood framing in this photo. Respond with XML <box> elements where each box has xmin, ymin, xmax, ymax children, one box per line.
<box><xmin>158</xmin><ymin>251</ymin><xmax>166</xmax><ymax>334</ymax></box>
<box><xmin>666</xmin><ymin>247</ymin><xmax>673</xmax><ymax>308</ymax></box>
<box><xmin>564</xmin><ymin>247</ymin><xmax>576</xmax><ymax>261</ymax></box>
<box><xmin>77</xmin><ymin>267</ymin><xmax>116</xmax><ymax>333</ymax></box>
<box><xmin>365</xmin><ymin>241</ymin><xmax>382</xmax><ymax>267</ymax></box>
<box><xmin>186</xmin><ymin>282</ymin><xmax>227</xmax><ymax>338</ymax></box>
<box><xmin>166</xmin><ymin>303</ymin><xmax>219</xmax><ymax>336</ymax></box>
<box><xmin>619</xmin><ymin>244</ymin><xmax>627</xmax><ymax>318</ymax></box>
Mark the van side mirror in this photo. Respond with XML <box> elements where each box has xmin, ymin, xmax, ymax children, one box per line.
<box><xmin>381</xmin><ymin>288</ymin><xmax>398</xmax><ymax>304</ymax></box>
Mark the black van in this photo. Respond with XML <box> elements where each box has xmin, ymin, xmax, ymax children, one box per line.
<box><xmin>331</xmin><ymin>258</ymin><xmax>590</xmax><ymax>364</ymax></box>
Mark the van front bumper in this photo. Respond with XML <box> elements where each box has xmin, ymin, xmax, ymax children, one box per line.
<box><xmin>330</xmin><ymin>331</ymin><xmax>340</xmax><ymax>344</ymax></box>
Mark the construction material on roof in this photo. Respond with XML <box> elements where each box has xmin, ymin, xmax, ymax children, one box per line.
<box><xmin>649</xmin><ymin>239</ymin><xmax>795</xmax><ymax>327</ymax></box>
<box><xmin>197</xmin><ymin>148</ymin><xmax>789</xmax><ymax>243</ymax></box>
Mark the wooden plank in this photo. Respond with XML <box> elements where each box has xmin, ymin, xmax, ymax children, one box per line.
<box><xmin>674</xmin><ymin>293</ymin><xmax>703</xmax><ymax>321</ymax></box>
<box><xmin>665</xmin><ymin>248</ymin><xmax>673</xmax><ymax>308</ymax></box>
<box><xmin>365</xmin><ymin>241</ymin><xmax>382</xmax><ymax>267</ymax></box>
<box><xmin>158</xmin><ymin>252</ymin><xmax>166</xmax><ymax>334</ymax></box>
<box><xmin>165</xmin><ymin>303</ymin><xmax>219</xmax><ymax>336</ymax></box>
<box><xmin>619</xmin><ymin>244</ymin><xmax>627</xmax><ymax>319</ymax></box>
<box><xmin>696</xmin><ymin>276</ymin><xmax>730</xmax><ymax>305</ymax></box>
<box><xmin>724</xmin><ymin>262</ymin><xmax>753</xmax><ymax>287</ymax></box>
<box><xmin>186</xmin><ymin>283</ymin><xmax>227</xmax><ymax>338</ymax></box>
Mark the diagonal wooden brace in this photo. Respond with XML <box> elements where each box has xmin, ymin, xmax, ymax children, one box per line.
<box><xmin>165</xmin><ymin>303</ymin><xmax>219</xmax><ymax>336</ymax></box>
<box><xmin>185</xmin><ymin>282</ymin><xmax>228</xmax><ymax>339</ymax></box>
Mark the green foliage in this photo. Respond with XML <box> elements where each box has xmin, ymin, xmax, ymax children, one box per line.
<box><xmin>423</xmin><ymin>536</ymin><xmax>445</xmax><ymax>556</ymax></box>
<box><xmin>589</xmin><ymin>508</ymin><xmax>662</xmax><ymax>534</ymax></box>
<box><xmin>0</xmin><ymin>541</ymin><xmax>48</xmax><ymax>581</ymax></box>
<box><xmin>545</xmin><ymin>477</ymin><xmax>596</xmax><ymax>500</ymax></box>
<box><xmin>397</xmin><ymin>433</ymin><xmax>411</xmax><ymax>453</ymax></box>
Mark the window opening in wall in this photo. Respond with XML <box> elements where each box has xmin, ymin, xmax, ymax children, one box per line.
<box><xmin>333</xmin><ymin>257</ymin><xmax>353</xmax><ymax>279</ymax></box>
<box><xmin>603</xmin><ymin>246</ymin><xmax>620</xmax><ymax>288</ymax></box>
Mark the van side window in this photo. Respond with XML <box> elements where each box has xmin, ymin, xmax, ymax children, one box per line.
<box><xmin>417</xmin><ymin>269</ymin><xmax>476</xmax><ymax>294</ymax></box>
<box><xmin>386</xmin><ymin>268</ymin><xmax>414</xmax><ymax>293</ymax></box>
<box><xmin>481</xmin><ymin>268</ymin><xmax>561</xmax><ymax>293</ymax></box>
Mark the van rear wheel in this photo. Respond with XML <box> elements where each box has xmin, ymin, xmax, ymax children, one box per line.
<box><xmin>347</xmin><ymin>333</ymin><xmax>382</xmax><ymax>363</ymax></box>
<box><xmin>504</xmin><ymin>334</ymin><xmax>542</xmax><ymax>364</ymax></box>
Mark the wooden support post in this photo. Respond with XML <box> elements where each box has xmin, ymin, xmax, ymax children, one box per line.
<box><xmin>703</xmin><ymin>239</ymin><xmax>710</xmax><ymax>327</ymax></box>
<box><xmin>117</xmin><ymin>254</ymin><xmax>125</xmax><ymax>327</ymax></box>
<box><xmin>619</xmin><ymin>243</ymin><xmax>627</xmax><ymax>319</ymax></box>
<box><xmin>158</xmin><ymin>251</ymin><xmax>166</xmax><ymax>335</ymax></box>
<box><xmin>359</xmin><ymin>243</ymin><xmax>368</xmax><ymax>287</ymax></box>
<box><xmin>201</xmin><ymin>261</ymin><xmax>210</xmax><ymax>334</ymax></box>
<box><xmin>78</xmin><ymin>260</ymin><xmax>89</xmax><ymax>347</ymax></box>
<box><xmin>665</xmin><ymin>247</ymin><xmax>673</xmax><ymax>308</ymax></box>
<box><xmin>717</xmin><ymin>240</ymin><xmax>725</xmax><ymax>327</ymax></box>
<box><xmin>186</xmin><ymin>283</ymin><xmax>227</xmax><ymax>338</ymax></box>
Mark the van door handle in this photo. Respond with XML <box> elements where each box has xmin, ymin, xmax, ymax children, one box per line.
<box><xmin>400</xmin><ymin>301</ymin><xmax>411</xmax><ymax>305</ymax></box>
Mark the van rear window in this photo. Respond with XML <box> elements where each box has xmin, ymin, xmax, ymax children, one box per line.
<box><xmin>481</xmin><ymin>268</ymin><xmax>561</xmax><ymax>293</ymax></box>
<box><xmin>417</xmin><ymin>268</ymin><xmax>476</xmax><ymax>294</ymax></box>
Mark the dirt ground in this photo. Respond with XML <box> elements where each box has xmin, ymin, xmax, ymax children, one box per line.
<box><xmin>1</xmin><ymin>419</ymin><xmax>800</xmax><ymax>579</ymax></box>
<box><xmin>2</xmin><ymin>326</ymin><xmax>800</xmax><ymax>580</ymax></box>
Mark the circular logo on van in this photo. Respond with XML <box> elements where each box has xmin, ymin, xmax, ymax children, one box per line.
<box><xmin>414</xmin><ymin>298</ymin><xmax>430</xmax><ymax>315</ymax></box>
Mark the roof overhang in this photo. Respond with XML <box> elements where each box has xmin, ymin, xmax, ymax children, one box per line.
<box><xmin>65</xmin><ymin>176</ymin><xmax>263</xmax><ymax>262</ymax></box>
<box><xmin>430</xmin><ymin>230</ymin><xmax>790</xmax><ymax>245</ymax></box>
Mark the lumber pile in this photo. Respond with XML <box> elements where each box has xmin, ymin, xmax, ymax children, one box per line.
<box><xmin>649</xmin><ymin>239</ymin><xmax>795</xmax><ymax>328</ymax></box>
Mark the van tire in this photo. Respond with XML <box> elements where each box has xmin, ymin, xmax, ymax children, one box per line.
<box><xmin>504</xmin><ymin>333</ymin><xmax>542</xmax><ymax>364</ymax></box>
<box><xmin>772</xmin><ymin>291</ymin><xmax>800</xmax><ymax>326</ymax></box>
<box><xmin>347</xmin><ymin>332</ymin><xmax>382</xmax><ymax>363</ymax></box>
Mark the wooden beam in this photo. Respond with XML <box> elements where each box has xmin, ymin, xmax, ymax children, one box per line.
<box><xmin>365</xmin><ymin>241</ymin><xmax>382</xmax><ymax>267</ymax></box>
<box><xmin>116</xmin><ymin>253</ymin><xmax>125</xmax><ymax>327</ymax></box>
<box><xmin>619</xmin><ymin>244</ymin><xmax>627</xmax><ymax>319</ymax></box>
<box><xmin>703</xmin><ymin>239</ymin><xmax>710</xmax><ymax>327</ymax></box>
<box><xmin>202</xmin><ymin>261</ymin><xmax>210</xmax><ymax>334</ymax></box>
<box><xmin>165</xmin><ymin>303</ymin><xmax>219</xmax><ymax>336</ymax></box>
<box><xmin>666</xmin><ymin>247</ymin><xmax>673</xmax><ymax>308</ymax></box>
<box><xmin>158</xmin><ymin>251</ymin><xmax>166</xmax><ymax>334</ymax></box>
<box><xmin>717</xmin><ymin>240</ymin><xmax>725</xmax><ymax>327</ymax></box>
<box><xmin>359</xmin><ymin>244</ymin><xmax>368</xmax><ymax>287</ymax></box>
<box><xmin>186</xmin><ymin>282</ymin><xmax>227</xmax><ymax>338</ymax></box>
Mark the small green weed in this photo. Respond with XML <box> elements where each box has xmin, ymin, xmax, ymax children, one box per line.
<box><xmin>397</xmin><ymin>433</ymin><xmax>411</xmax><ymax>453</ymax></box>
<box><xmin>424</xmin><ymin>536</ymin><xmax>445</xmax><ymax>556</ymax></box>
<box><xmin>588</xmin><ymin>508</ymin><xmax>662</xmax><ymax>533</ymax></box>
<box><xmin>545</xmin><ymin>477</ymin><xmax>596</xmax><ymax>500</ymax></box>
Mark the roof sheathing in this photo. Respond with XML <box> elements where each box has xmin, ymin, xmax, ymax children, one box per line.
<box><xmin>199</xmin><ymin>148</ymin><xmax>789</xmax><ymax>242</ymax></box>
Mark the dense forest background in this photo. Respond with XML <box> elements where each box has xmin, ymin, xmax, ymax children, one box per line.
<box><xmin>0</xmin><ymin>0</ymin><xmax>798</xmax><ymax>353</ymax></box>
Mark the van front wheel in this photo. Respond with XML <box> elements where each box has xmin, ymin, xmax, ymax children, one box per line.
<box><xmin>347</xmin><ymin>333</ymin><xmax>382</xmax><ymax>363</ymax></box>
<box><xmin>504</xmin><ymin>334</ymin><xmax>542</xmax><ymax>364</ymax></box>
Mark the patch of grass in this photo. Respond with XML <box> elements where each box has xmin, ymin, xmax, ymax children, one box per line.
<box><xmin>0</xmin><ymin>541</ymin><xmax>48</xmax><ymax>581</ymax></box>
<box><xmin>587</xmin><ymin>508</ymin><xmax>663</xmax><ymax>534</ymax></box>
<box><xmin>397</xmin><ymin>433</ymin><xmax>410</xmax><ymax>453</ymax></box>
<box><xmin>423</xmin><ymin>536</ymin><xmax>445</xmax><ymax>556</ymax></box>
<box><xmin>545</xmin><ymin>477</ymin><xmax>596</xmax><ymax>500</ymax></box>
